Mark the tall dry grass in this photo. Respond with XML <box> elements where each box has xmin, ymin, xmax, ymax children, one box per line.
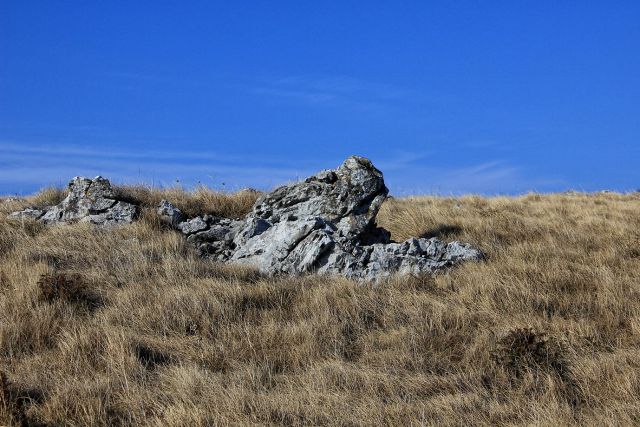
<box><xmin>0</xmin><ymin>187</ymin><xmax>639</xmax><ymax>425</ymax></box>
<box><xmin>113</xmin><ymin>184</ymin><xmax>260</xmax><ymax>219</ymax></box>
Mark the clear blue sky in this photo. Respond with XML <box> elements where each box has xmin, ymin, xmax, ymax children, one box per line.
<box><xmin>1</xmin><ymin>1</ymin><xmax>639</xmax><ymax>195</ymax></box>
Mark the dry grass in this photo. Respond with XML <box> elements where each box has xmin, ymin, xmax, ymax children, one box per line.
<box><xmin>0</xmin><ymin>188</ymin><xmax>639</xmax><ymax>425</ymax></box>
<box><xmin>28</xmin><ymin>187</ymin><xmax>68</xmax><ymax>209</ymax></box>
<box><xmin>113</xmin><ymin>184</ymin><xmax>260</xmax><ymax>219</ymax></box>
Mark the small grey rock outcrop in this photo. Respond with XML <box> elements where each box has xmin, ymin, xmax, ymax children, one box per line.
<box><xmin>156</xmin><ymin>200</ymin><xmax>243</xmax><ymax>260</ymax></box>
<box><xmin>10</xmin><ymin>176</ymin><xmax>138</xmax><ymax>226</ymax></box>
<box><xmin>169</xmin><ymin>156</ymin><xmax>483</xmax><ymax>281</ymax></box>
<box><xmin>9</xmin><ymin>207</ymin><xmax>45</xmax><ymax>220</ymax></box>
<box><xmin>157</xmin><ymin>200</ymin><xmax>186</xmax><ymax>227</ymax></box>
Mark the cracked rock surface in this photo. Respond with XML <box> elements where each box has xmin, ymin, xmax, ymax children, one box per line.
<box><xmin>165</xmin><ymin>156</ymin><xmax>483</xmax><ymax>281</ymax></box>
<box><xmin>11</xmin><ymin>176</ymin><xmax>138</xmax><ymax>226</ymax></box>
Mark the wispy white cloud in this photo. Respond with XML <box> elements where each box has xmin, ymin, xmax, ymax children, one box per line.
<box><xmin>252</xmin><ymin>75</ymin><xmax>406</xmax><ymax>113</ymax></box>
<box><xmin>384</xmin><ymin>160</ymin><xmax>565</xmax><ymax>196</ymax></box>
<box><xmin>374</xmin><ymin>151</ymin><xmax>431</xmax><ymax>172</ymax></box>
<box><xmin>0</xmin><ymin>141</ymin><xmax>244</xmax><ymax>164</ymax></box>
<box><xmin>0</xmin><ymin>141</ymin><xmax>321</xmax><ymax>194</ymax></box>
<box><xmin>0</xmin><ymin>142</ymin><xmax>564</xmax><ymax>196</ymax></box>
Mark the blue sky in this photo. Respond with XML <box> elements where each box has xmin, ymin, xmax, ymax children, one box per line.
<box><xmin>1</xmin><ymin>1</ymin><xmax>639</xmax><ymax>195</ymax></box>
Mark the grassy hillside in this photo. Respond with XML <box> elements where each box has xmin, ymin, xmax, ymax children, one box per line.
<box><xmin>1</xmin><ymin>187</ymin><xmax>639</xmax><ymax>426</ymax></box>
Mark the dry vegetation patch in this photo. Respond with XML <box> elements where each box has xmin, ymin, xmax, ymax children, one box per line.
<box><xmin>113</xmin><ymin>184</ymin><xmax>260</xmax><ymax>219</ymax></box>
<box><xmin>37</xmin><ymin>273</ymin><xmax>104</xmax><ymax>312</ymax></box>
<box><xmin>0</xmin><ymin>188</ymin><xmax>639</xmax><ymax>425</ymax></box>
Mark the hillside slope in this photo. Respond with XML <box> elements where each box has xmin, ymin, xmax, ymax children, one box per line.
<box><xmin>1</xmin><ymin>188</ymin><xmax>639</xmax><ymax>426</ymax></box>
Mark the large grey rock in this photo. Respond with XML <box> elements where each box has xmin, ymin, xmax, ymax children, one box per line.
<box><xmin>11</xmin><ymin>176</ymin><xmax>138</xmax><ymax>226</ymax></box>
<box><xmin>231</xmin><ymin>216</ymin><xmax>333</xmax><ymax>271</ymax></box>
<box><xmin>250</xmin><ymin>156</ymin><xmax>388</xmax><ymax>240</ymax></box>
<box><xmin>170</xmin><ymin>156</ymin><xmax>483</xmax><ymax>281</ymax></box>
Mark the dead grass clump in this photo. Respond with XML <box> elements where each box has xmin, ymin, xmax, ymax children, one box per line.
<box><xmin>16</xmin><ymin>219</ymin><xmax>47</xmax><ymax>239</ymax></box>
<box><xmin>236</xmin><ymin>282</ymin><xmax>300</xmax><ymax>318</ymax></box>
<box><xmin>0</xmin><ymin>218</ymin><xmax>46</xmax><ymax>261</ymax></box>
<box><xmin>492</xmin><ymin>327</ymin><xmax>567</xmax><ymax>377</ymax></box>
<box><xmin>28</xmin><ymin>186</ymin><xmax>67</xmax><ymax>209</ymax></box>
<box><xmin>192</xmin><ymin>186</ymin><xmax>261</xmax><ymax>219</ymax></box>
<box><xmin>114</xmin><ymin>184</ymin><xmax>260</xmax><ymax>218</ymax></box>
<box><xmin>38</xmin><ymin>273</ymin><xmax>103</xmax><ymax>311</ymax></box>
<box><xmin>0</xmin><ymin>370</ymin><xmax>46</xmax><ymax>426</ymax></box>
<box><xmin>0</xmin><ymin>371</ymin><xmax>7</xmax><ymax>411</ymax></box>
<box><xmin>134</xmin><ymin>343</ymin><xmax>173</xmax><ymax>369</ymax></box>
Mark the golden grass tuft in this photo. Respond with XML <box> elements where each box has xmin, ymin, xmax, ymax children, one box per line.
<box><xmin>29</xmin><ymin>186</ymin><xmax>68</xmax><ymax>209</ymax></box>
<box><xmin>0</xmin><ymin>189</ymin><xmax>639</xmax><ymax>425</ymax></box>
<box><xmin>113</xmin><ymin>184</ymin><xmax>260</xmax><ymax>219</ymax></box>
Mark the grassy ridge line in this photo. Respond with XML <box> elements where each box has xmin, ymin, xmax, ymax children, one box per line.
<box><xmin>1</xmin><ymin>184</ymin><xmax>261</xmax><ymax>219</ymax></box>
<box><xmin>0</xmin><ymin>187</ymin><xmax>639</xmax><ymax>425</ymax></box>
